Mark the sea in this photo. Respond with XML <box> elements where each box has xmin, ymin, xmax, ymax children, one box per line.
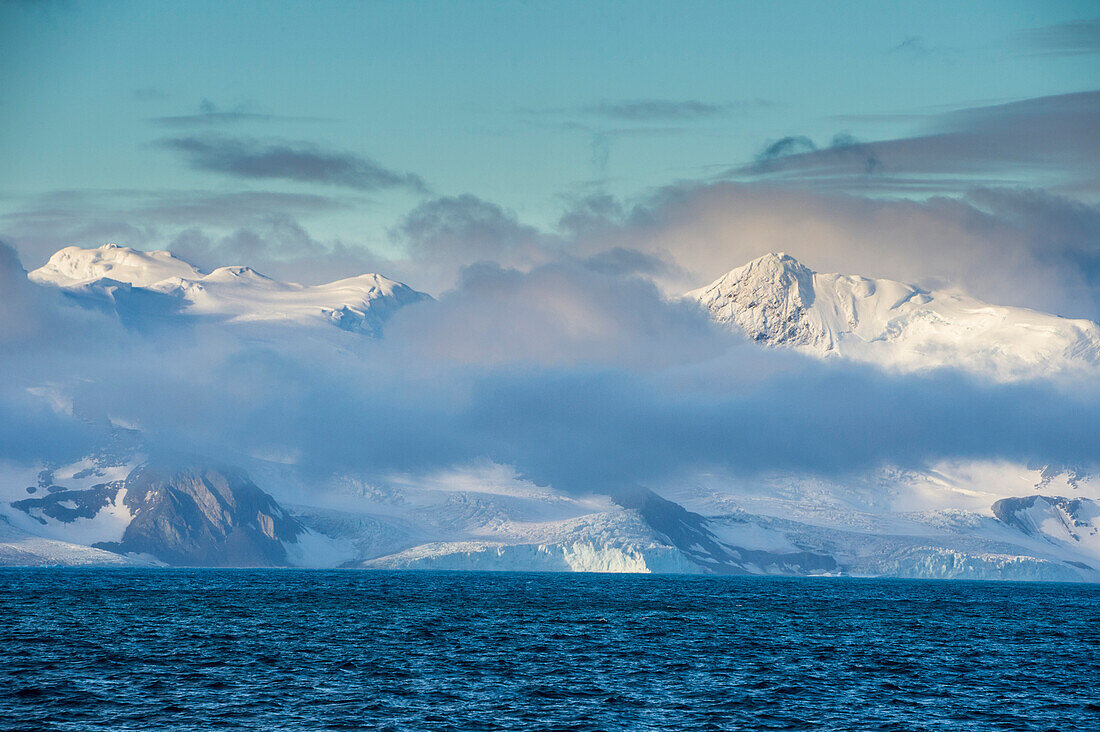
<box><xmin>1</xmin><ymin>569</ymin><xmax>1098</xmax><ymax>731</ymax></box>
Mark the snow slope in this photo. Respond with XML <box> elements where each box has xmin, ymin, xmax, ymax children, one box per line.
<box><xmin>661</xmin><ymin>460</ymin><xmax>1100</xmax><ymax>581</ymax></box>
<box><xmin>688</xmin><ymin>252</ymin><xmax>1100</xmax><ymax>380</ymax></box>
<box><xmin>29</xmin><ymin>243</ymin><xmax>429</xmax><ymax>335</ymax></box>
<box><xmin>280</xmin><ymin>464</ymin><xmax>712</xmax><ymax>573</ymax></box>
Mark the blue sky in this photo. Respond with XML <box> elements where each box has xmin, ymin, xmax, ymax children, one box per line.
<box><xmin>1</xmin><ymin>0</ymin><xmax>1097</xmax><ymax>287</ymax></box>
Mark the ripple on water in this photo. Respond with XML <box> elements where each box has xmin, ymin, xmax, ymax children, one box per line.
<box><xmin>1</xmin><ymin>569</ymin><xmax>1099</xmax><ymax>731</ymax></box>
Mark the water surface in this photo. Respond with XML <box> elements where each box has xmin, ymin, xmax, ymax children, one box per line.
<box><xmin>2</xmin><ymin>570</ymin><xmax>1098</xmax><ymax>730</ymax></box>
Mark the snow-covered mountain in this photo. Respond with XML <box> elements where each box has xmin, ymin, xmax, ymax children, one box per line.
<box><xmin>688</xmin><ymin>252</ymin><xmax>1100</xmax><ymax>380</ymax></box>
<box><xmin>5</xmin><ymin>244</ymin><xmax>1100</xmax><ymax>579</ymax></box>
<box><xmin>29</xmin><ymin>245</ymin><xmax>1100</xmax><ymax>377</ymax></box>
<box><xmin>29</xmin><ymin>243</ymin><xmax>429</xmax><ymax>335</ymax></box>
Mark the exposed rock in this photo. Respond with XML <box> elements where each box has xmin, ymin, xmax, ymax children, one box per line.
<box><xmin>93</xmin><ymin>463</ymin><xmax>303</xmax><ymax>566</ymax></box>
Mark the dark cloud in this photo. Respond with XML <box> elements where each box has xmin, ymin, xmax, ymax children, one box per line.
<box><xmin>579</xmin><ymin>247</ymin><xmax>673</xmax><ymax>278</ymax></box>
<box><xmin>397</xmin><ymin>195</ymin><xmax>541</xmax><ymax>259</ymax></box>
<box><xmin>167</xmin><ymin>217</ymin><xmax>392</xmax><ymax>286</ymax></box>
<box><xmin>168</xmin><ymin>215</ymin><xmax>325</xmax><ymax>272</ymax></box>
<box><xmin>555</xmin><ymin>193</ymin><xmax>626</xmax><ymax>238</ymax></box>
<box><xmin>1014</xmin><ymin>18</ymin><xmax>1100</xmax><ymax>56</ymax></box>
<box><xmin>158</xmin><ymin>135</ymin><xmax>428</xmax><ymax>193</ymax></box>
<box><xmin>752</xmin><ymin>134</ymin><xmax>881</xmax><ymax>176</ymax></box>
<box><xmin>390</xmin><ymin>194</ymin><xmax>553</xmax><ymax>291</ymax></box>
<box><xmin>726</xmin><ymin>91</ymin><xmax>1100</xmax><ymax>194</ymax></box>
<box><xmin>519</xmin><ymin>99</ymin><xmax>773</xmax><ymax>176</ymax></box>
<box><xmin>591</xmin><ymin>132</ymin><xmax>611</xmax><ymax>174</ymax></box>
<box><xmin>541</xmin><ymin>121</ymin><xmax>698</xmax><ymax>178</ymax></box>
<box><xmin>753</xmin><ymin>136</ymin><xmax>817</xmax><ymax>168</ymax></box>
<box><xmin>456</xmin><ymin>365</ymin><xmax>1100</xmax><ymax>491</ymax></box>
<box><xmin>967</xmin><ymin>186</ymin><xmax>1100</xmax><ymax>298</ymax></box>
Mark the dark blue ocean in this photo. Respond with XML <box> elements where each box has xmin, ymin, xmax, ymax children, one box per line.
<box><xmin>1</xmin><ymin>570</ymin><xmax>1098</xmax><ymax>731</ymax></box>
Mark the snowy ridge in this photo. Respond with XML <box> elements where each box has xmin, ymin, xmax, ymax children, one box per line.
<box><xmin>30</xmin><ymin>242</ymin><xmax>204</xmax><ymax>288</ymax></box>
<box><xmin>688</xmin><ymin>252</ymin><xmax>1100</xmax><ymax>380</ymax></box>
<box><xmin>29</xmin><ymin>243</ymin><xmax>429</xmax><ymax>335</ymax></box>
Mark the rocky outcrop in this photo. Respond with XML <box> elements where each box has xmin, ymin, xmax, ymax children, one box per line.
<box><xmin>992</xmin><ymin>495</ymin><xmax>1094</xmax><ymax>539</ymax></box>
<box><xmin>615</xmin><ymin>487</ymin><xmax>837</xmax><ymax>574</ymax></box>
<box><xmin>91</xmin><ymin>463</ymin><xmax>302</xmax><ymax>566</ymax></box>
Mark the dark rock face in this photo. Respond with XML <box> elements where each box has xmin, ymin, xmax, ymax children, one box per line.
<box><xmin>12</xmin><ymin>483</ymin><xmax>122</xmax><ymax>524</ymax></box>
<box><xmin>93</xmin><ymin>463</ymin><xmax>303</xmax><ymax>567</ymax></box>
<box><xmin>992</xmin><ymin>495</ymin><xmax>1091</xmax><ymax>538</ymax></box>
<box><xmin>615</xmin><ymin>487</ymin><xmax>837</xmax><ymax>575</ymax></box>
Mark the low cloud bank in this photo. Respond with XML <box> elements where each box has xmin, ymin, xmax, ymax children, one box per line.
<box><xmin>2</xmin><ymin>243</ymin><xmax>1097</xmax><ymax>497</ymax></box>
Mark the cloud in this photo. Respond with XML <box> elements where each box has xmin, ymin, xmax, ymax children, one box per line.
<box><xmin>389</xmin><ymin>194</ymin><xmax>554</xmax><ymax>292</ymax></box>
<box><xmin>4</xmin><ymin>242</ymin><xmax>1097</xmax><ymax>496</ymax></box>
<box><xmin>385</xmin><ymin>259</ymin><xmax>725</xmax><ymax>369</ymax></box>
<box><xmin>167</xmin><ymin>217</ymin><xmax>392</xmax><ymax>286</ymax></box>
<box><xmin>158</xmin><ymin>135</ymin><xmax>428</xmax><ymax>193</ymax></box>
<box><xmin>579</xmin><ymin>247</ymin><xmax>675</xmax><ymax>278</ymax></box>
<box><xmin>1014</xmin><ymin>18</ymin><xmax>1100</xmax><ymax>56</ymax></box>
<box><xmin>0</xmin><ymin>188</ymin><xmax>350</xmax><ymax>269</ymax></box>
<box><xmin>0</xmin><ymin>241</ymin><xmax>53</xmax><ymax>344</ymax></box>
<box><xmin>560</xmin><ymin>181</ymin><xmax>1100</xmax><ymax>321</ymax></box>
<box><xmin>753</xmin><ymin>136</ymin><xmax>817</xmax><ymax>168</ymax></box>
<box><xmin>151</xmin><ymin>99</ymin><xmax>330</xmax><ymax>127</ymax></box>
<box><xmin>454</xmin><ymin>365</ymin><xmax>1100</xmax><ymax>492</ymax></box>
<box><xmin>726</xmin><ymin>91</ymin><xmax>1100</xmax><ymax>194</ymax></box>
<box><xmin>0</xmin><ymin>240</ymin><xmax>124</xmax><ymax>350</ymax></box>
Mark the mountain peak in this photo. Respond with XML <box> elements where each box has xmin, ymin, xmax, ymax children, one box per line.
<box><xmin>30</xmin><ymin>243</ymin><xmax>201</xmax><ymax>289</ymax></box>
<box><xmin>723</xmin><ymin>251</ymin><xmax>814</xmax><ymax>291</ymax></box>
<box><xmin>204</xmin><ymin>265</ymin><xmax>271</xmax><ymax>283</ymax></box>
<box><xmin>685</xmin><ymin>252</ymin><xmax>819</xmax><ymax>346</ymax></box>
<box><xmin>28</xmin><ymin>243</ymin><xmax>430</xmax><ymax>337</ymax></box>
<box><xmin>687</xmin><ymin>252</ymin><xmax>1100</xmax><ymax>380</ymax></box>
<box><xmin>691</xmin><ymin>252</ymin><xmax>817</xmax><ymax>300</ymax></box>
<box><xmin>744</xmin><ymin>251</ymin><xmax>800</xmax><ymax>267</ymax></box>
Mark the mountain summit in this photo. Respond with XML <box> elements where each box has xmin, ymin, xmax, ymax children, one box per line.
<box><xmin>688</xmin><ymin>252</ymin><xmax>1100</xmax><ymax>380</ymax></box>
<box><xmin>29</xmin><ymin>243</ymin><xmax>430</xmax><ymax>336</ymax></box>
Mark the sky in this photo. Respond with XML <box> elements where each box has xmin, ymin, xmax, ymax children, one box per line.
<box><xmin>1</xmin><ymin>0</ymin><xmax>1099</xmax><ymax>492</ymax></box>
<box><xmin>1</xmin><ymin>0</ymin><xmax>1098</xmax><ymax>291</ymax></box>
